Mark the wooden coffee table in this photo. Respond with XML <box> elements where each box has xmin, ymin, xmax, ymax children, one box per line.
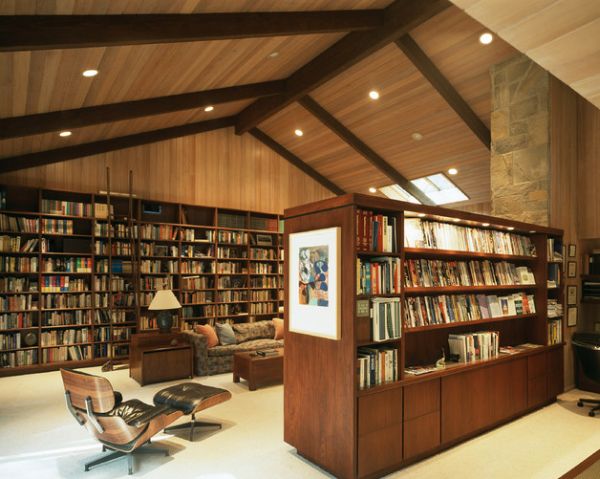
<box><xmin>233</xmin><ymin>349</ymin><xmax>284</xmax><ymax>391</ymax></box>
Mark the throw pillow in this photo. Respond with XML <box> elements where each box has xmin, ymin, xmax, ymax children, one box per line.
<box><xmin>273</xmin><ymin>318</ymin><xmax>284</xmax><ymax>340</ymax></box>
<box><xmin>194</xmin><ymin>324</ymin><xmax>219</xmax><ymax>348</ymax></box>
<box><xmin>215</xmin><ymin>322</ymin><xmax>237</xmax><ymax>345</ymax></box>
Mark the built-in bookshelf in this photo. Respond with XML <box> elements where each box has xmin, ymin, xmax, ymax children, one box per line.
<box><xmin>284</xmin><ymin>194</ymin><xmax>565</xmax><ymax>479</ymax></box>
<box><xmin>0</xmin><ymin>185</ymin><xmax>283</xmax><ymax>376</ymax></box>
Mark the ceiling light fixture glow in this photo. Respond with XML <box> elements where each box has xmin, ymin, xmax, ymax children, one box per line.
<box><xmin>59</xmin><ymin>131</ymin><xmax>72</xmax><ymax>137</ymax></box>
<box><xmin>204</xmin><ymin>106</ymin><xmax>214</xmax><ymax>112</ymax></box>
<box><xmin>479</xmin><ymin>32</ymin><xmax>493</xmax><ymax>45</ymax></box>
<box><xmin>369</xmin><ymin>90</ymin><xmax>380</xmax><ymax>100</ymax></box>
<box><xmin>82</xmin><ymin>69</ymin><xmax>98</xmax><ymax>77</ymax></box>
<box><xmin>294</xmin><ymin>129</ymin><xmax>303</xmax><ymax>137</ymax></box>
<box><xmin>268</xmin><ymin>51</ymin><xmax>279</xmax><ymax>58</ymax></box>
<box><xmin>448</xmin><ymin>168</ymin><xmax>458</xmax><ymax>175</ymax></box>
<box><xmin>411</xmin><ymin>132</ymin><xmax>423</xmax><ymax>141</ymax></box>
<box><xmin>368</xmin><ymin>187</ymin><xmax>377</xmax><ymax>193</ymax></box>
<box><xmin>482</xmin><ymin>223</ymin><xmax>490</xmax><ymax>227</ymax></box>
<box><xmin>507</xmin><ymin>226</ymin><xmax>515</xmax><ymax>231</ymax></box>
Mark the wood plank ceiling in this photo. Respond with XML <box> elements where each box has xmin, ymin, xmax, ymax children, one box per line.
<box><xmin>0</xmin><ymin>0</ymin><xmax>520</xmax><ymax>208</ymax></box>
<box><xmin>450</xmin><ymin>0</ymin><xmax>600</xmax><ymax>110</ymax></box>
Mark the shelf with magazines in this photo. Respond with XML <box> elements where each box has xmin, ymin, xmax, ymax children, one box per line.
<box><xmin>283</xmin><ymin>194</ymin><xmax>565</xmax><ymax>479</ymax></box>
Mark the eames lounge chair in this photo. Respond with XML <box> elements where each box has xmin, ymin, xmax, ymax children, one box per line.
<box><xmin>60</xmin><ymin>368</ymin><xmax>184</xmax><ymax>474</ymax></box>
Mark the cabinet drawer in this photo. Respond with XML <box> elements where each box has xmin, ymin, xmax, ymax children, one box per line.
<box><xmin>404</xmin><ymin>411</ymin><xmax>440</xmax><ymax>460</ymax></box>
<box><xmin>404</xmin><ymin>379</ymin><xmax>440</xmax><ymax>420</ymax></box>
<box><xmin>358</xmin><ymin>387</ymin><xmax>402</xmax><ymax>436</ymax></box>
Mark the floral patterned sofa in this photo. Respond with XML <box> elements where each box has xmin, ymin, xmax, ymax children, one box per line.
<box><xmin>182</xmin><ymin>320</ymin><xmax>283</xmax><ymax>376</ymax></box>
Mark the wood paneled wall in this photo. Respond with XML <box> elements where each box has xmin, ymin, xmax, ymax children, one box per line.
<box><xmin>577</xmin><ymin>98</ymin><xmax>600</xmax><ymax>240</ymax></box>
<box><xmin>0</xmin><ymin>127</ymin><xmax>333</xmax><ymax>214</ymax></box>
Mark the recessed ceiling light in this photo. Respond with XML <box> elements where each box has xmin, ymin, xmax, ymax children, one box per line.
<box><xmin>411</xmin><ymin>132</ymin><xmax>423</xmax><ymax>141</ymax></box>
<box><xmin>479</xmin><ymin>32</ymin><xmax>493</xmax><ymax>45</ymax></box>
<box><xmin>369</xmin><ymin>90</ymin><xmax>380</xmax><ymax>100</ymax></box>
<box><xmin>204</xmin><ymin>106</ymin><xmax>214</xmax><ymax>112</ymax></box>
<box><xmin>452</xmin><ymin>218</ymin><xmax>460</xmax><ymax>223</ymax></box>
<box><xmin>59</xmin><ymin>131</ymin><xmax>72</xmax><ymax>137</ymax></box>
<box><xmin>507</xmin><ymin>226</ymin><xmax>515</xmax><ymax>231</ymax></box>
<box><xmin>418</xmin><ymin>213</ymin><xmax>426</xmax><ymax>218</ymax></box>
<box><xmin>268</xmin><ymin>51</ymin><xmax>279</xmax><ymax>58</ymax></box>
<box><xmin>448</xmin><ymin>168</ymin><xmax>458</xmax><ymax>175</ymax></box>
<box><xmin>82</xmin><ymin>69</ymin><xmax>98</xmax><ymax>77</ymax></box>
<box><xmin>294</xmin><ymin>129</ymin><xmax>303</xmax><ymax>137</ymax></box>
<box><xmin>529</xmin><ymin>230</ymin><xmax>536</xmax><ymax>234</ymax></box>
<box><xmin>482</xmin><ymin>223</ymin><xmax>490</xmax><ymax>227</ymax></box>
<box><xmin>368</xmin><ymin>187</ymin><xmax>377</xmax><ymax>193</ymax></box>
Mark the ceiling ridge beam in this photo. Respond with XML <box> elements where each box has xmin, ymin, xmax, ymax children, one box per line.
<box><xmin>298</xmin><ymin>96</ymin><xmax>433</xmax><ymax>205</ymax></box>
<box><xmin>235</xmin><ymin>0</ymin><xmax>451</xmax><ymax>134</ymax></box>
<box><xmin>395</xmin><ymin>34</ymin><xmax>491</xmax><ymax>149</ymax></box>
<box><xmin>0</xmin><ymin>116</ymin><xmax>235</xmax><ymax>174</ymax></box>
<box><xmin>0</xmin><ymin>11</ymin><xmax>384</xmax><ymax>51</ymax></box>
<box><xmin>249</xmin><ymin>128</ymin><xmax>345</xmax><ymax>196</ymax></box>
<box><xmin>0</xmin><ymin>81</ymin><xmax>285</xmax><ymax>140</ymax></box>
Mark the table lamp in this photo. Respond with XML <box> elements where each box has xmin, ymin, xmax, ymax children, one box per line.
<box><xmin>148</xmin><ymin>283</ymin><xmax>181</xmax><ymax>333</ymax></box>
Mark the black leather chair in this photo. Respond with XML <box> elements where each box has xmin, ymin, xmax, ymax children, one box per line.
<box><xmin>572</xmin><ymin>332</ymin><xmax>600</xmax><ymax>417</ymax></box>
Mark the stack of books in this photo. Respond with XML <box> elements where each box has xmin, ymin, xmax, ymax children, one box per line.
<box><xmin>548</xmin><ymin>320</ymin><xmax>562</xmax><ymax>345</ymax></box>
<box><xmin>448</xmin><ymin>331</ymin><xmax>499</xmax><ymax>362</ymax></box>
<box><xmin>547</xmin><ymin>299</ymin><xmax>563</xmax><ymax>318</ymax></box>
<box><xmin>357</xmin><ymin>345</ymin><xmax>398</xmax><ymax>389</ymax></box>
<box><xmin>356</xmin><ymin>210</ymin><xmax>397</xmax><ymax>252</ymax></box>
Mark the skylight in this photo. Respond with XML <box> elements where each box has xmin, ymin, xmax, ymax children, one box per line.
<box><xmin>379</xmin><ymin>173</ymin><xmax>469</xmax><ymax>205</ymax></box>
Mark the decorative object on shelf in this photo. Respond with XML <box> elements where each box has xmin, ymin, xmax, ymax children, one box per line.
<box><xmin>148</xmin><ymin>280</ymin><xmax>182</xmax><ymax>333</ymax></box>
<box><xmin>567</xmin><ymin>285</ymin><xmax>578</xmax><ymax>305</ymax></box>
<box><xmin>567</xmin><ymin>261</ymin><xmax>577</xmax><ymax>278</ymax></box>
<box><xmin>255</xmin><ymin>234</ymin><xmax>273</xmax><ymax>246</ymax></box>
<box><xmin>568</xmin><ymin>244</ymin><xmax>576</xmax><ymax>258</ymax></box>
<box><xmin>567</xmin><ymin>306</ymin><xmax>578</xmax><ymax>327</ymax></box>
<box><xmin>289</xmin><ymin>227</ymin><xmax>340</xmax><ymax>340</ymax></box>
<box><xmin>23</xmin><ymin>331</ymin><xmax>38</xmax><ymax>347</ymax></box>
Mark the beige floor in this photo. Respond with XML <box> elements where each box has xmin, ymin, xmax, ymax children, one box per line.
<box><xmin>0</xmin><ymin>366</ymin><xmax>598</xmax><ymax>479</ymax></box>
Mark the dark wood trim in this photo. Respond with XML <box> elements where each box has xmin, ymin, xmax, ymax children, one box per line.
<box><xmin>395</xmin><ymin>35</ymin><xmax>491</xmax><ymax>149</ymax></box>
<box><xmin>0</xmin><ymin>11</ymin><xmax>383</xmax><ymax>51</ymax></box>
<box><xmin>298</xmin><ymin>96</ymin><xmax>433</xmax><ymax>205</ymax></box>
<box><xmin>0</xmin><ymin>117</ymin><xmax>235</xmax><ymax>173</ymax></box>
<box><xmin>249</xmin><ymin>128</ymin><xmax>345</xmax><ymax>196</ymax></box>
<box><xmin>235</xmin><ymin>0</ymin><xmax>451</xmax><ymax>134</ymax></box>
<box><xmin>0</xmin><ymin>81</ymin><xmax>284</xmax><ymax>140</ymax></box>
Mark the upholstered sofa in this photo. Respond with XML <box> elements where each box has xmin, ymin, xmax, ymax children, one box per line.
<box><xmin>182</xmin><ymin>320</ymin><xmax>283</xmax><ymax>376</ymax></box>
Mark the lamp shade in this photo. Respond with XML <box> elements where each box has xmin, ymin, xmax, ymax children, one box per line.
<box><xmin>148</xmin><ymin>289</ymin><xmax>182</xmax><ymax>310</ymax></box>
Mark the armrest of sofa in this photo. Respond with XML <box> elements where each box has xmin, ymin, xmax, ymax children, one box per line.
<box><xmin>181</xmin><ymin>330</ymin><xmax>209</xmax><ymax>376</ymax></box>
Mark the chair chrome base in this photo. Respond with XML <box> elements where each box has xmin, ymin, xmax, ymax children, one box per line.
<box><xmin>164</xmin><ymin>413</ymin><xmax>222</xmax><ymax>441</ymax></box>
<box><xmin>577</xmin><ymin>398</ymin><xmax>600</xmax><ymax>417</ymax></box>
<box><xmin>85</xmin><ymin>442</ymin><xmax>169</xmax><ymax>475</ymax></box>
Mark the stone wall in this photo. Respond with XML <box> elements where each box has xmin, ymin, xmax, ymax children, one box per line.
<box><xmin>490</xmin><ymin>54</ymin><xmax>550</xmax><ymax>225</ymax></box>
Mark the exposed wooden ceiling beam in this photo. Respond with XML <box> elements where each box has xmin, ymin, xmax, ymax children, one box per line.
<box><xmin>0</xmin><ymin>11</ymin><xmax>383</xmax><ymax>51</ymax></box>
<box><xmin>235</xmin><ymin>0</ymin><xmax>451</xmax><ymax>134</ymax></box>
<box><xmin>0</xmin><ymin>117</ymin><xmax>235</xmax><ymax>173</ymax></box>
<box><xmin>0</xmin><ymin>81</ymin><xmax>284</xmax><ymax>140</ymax></box>
<box><xmin>298</xmin><ymin>96</ymin><xmax>433</xmax><ymax>205</ymax></box>
<box><xmin>395</xmin><ymin>35</ymin><xmax>491</xmax><ymax>149</ymax></box>
<box><xmin>249</xmin><ymin>128</ymin><xmax>345</xmax><ymax>196</ymax></box>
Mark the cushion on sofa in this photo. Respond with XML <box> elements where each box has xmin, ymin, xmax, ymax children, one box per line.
<box><xmin>232</xmin><ymin>320</ymin><xmax>274</xmax><ymax>343</ymax></box>
<box><xmin>273</xmin><ymin>318</ymin><xmax>284</xmax><ymax>340</ymax></box>
<box><xmin>207</xmin><ymin>338</ymin><xmax>284</xmax><ymax>357</ymax></box>
<box><xmin>194</xmin><ymin>324</ymin><xmax>219</xmax><ymax>348</ymax></box>
<box><xmin>215</xmin><ymin>322</ymin><xmax>236</xmax><ymax>345</ymax></box>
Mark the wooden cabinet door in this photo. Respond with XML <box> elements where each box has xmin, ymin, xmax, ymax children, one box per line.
<box><xmin>358</xmin><ymin>388</ymin><xmax>403</xmax><ymax>478</ymax></box>
<box><xmin>403</xmin><ymin>379</ymin><xmax>440</xmax><ymax>460</ymax></box>
<box><xmin>528</xmin><ymin>353</ymin><xmax>548</xmax><ymax>408</ymax></box>
<box><xmin>547</xmin><ymin>348</ymin><xmax>564</xmax><ymax>399</ymax></box>
<box><xmin>441</xmin><ymin>368</ymin><xmax>490</xmax><ymax>443</ymax></box>
<box><xmin>489</xmin><ymin>359</ymin><xmax>527</xmax><ymax>423</ymax></box>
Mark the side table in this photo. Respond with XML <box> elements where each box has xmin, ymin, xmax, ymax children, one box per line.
<box><xmin>233</xmin><ymin>349</ymin><xmax>283</xmax><ymax>390</ymax></box>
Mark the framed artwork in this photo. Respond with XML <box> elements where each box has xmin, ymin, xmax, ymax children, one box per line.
<box><xmin>289</xmin><ymin>227</ymin><xmax>341</xmax><ymax>340</ymax></box>
<box><xmin>568</xmin><ymin>244</ymin><xmax>577</xmax><ymax>258</ymax></box>
<box><xmin>567</xmin><ymin>306</ymin><xmax>577</xmax><ymax>327</ymax></box>
<box><xmin>567</xmin><ymin>261</ymin><xmax>577</xmax><ymax>278</ymax></box>
<box><xmin>567</xmin><ymin>285</ymin><xmax>578</xmax><ymax>305</ymax></box>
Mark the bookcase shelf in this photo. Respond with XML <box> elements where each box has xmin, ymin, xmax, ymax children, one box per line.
<box><xmin>0</xmin><ymin>185</ymin><xmax>284</xmax><ymax>376</ymax></box>
<box><xmin>283</xmin><ymin>194</ymin><xmax>564</xmax><ymax>479</ymax></box>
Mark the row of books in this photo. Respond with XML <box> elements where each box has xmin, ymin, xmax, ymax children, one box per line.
<box><xmin>404</xmin><ymin>219</ymin><xmax>536</xmax><ymax>256</ymax></box>
<box><xmin>0</xmin><ymin>295</ymin><xmax>38</xmax><ymax>312</ymax></box>
<box><xmin>112</xmin><ymin>327</ymin><xmax>133</xmax><ymax>341</ymax></box>
<box><xmin>42</xmin><ymin>293</ymin><xmax>91</xmax><ymax>309</ymax></box>
<box><xmin>0</xmin><ymin>349</ymin><xmax>37</xmax><ymax>368</ymax></box>
<box><xmin>181</xmin><ymin>276</ymin><xmax>212</xmax><ymax>290</ymax></box>
<box><xmin>250</xmin><ymin>276</ymin><xmax>277</xmax><ymax>288</ymax></box>
<box><xmin>0</xmin><ymin>312</ymin><xmax>35</xmax><ymax>329</ymax></box>
<box><xmin>548</xmin><ymin>319</ymin><xmax>562</xmax><ymax>345</ymax></box>
<box><xmin>41</xmin><ymin>277</ymin><xmax>88</xmax><ymax>292</ymax></box>
<box><xmin>404</xmin><ymin>293</ymin><xmax>537</xmax><ymax>328</ymax></box>
<box><xmin>40</xmin><ymin>328</ymin><xmax>92</xmax><ymax>346</ymax></box>
<box><xmin>448</xmin><ymin>331</ymin><xmax>499</xmax><ymax>362</ymax></box>
<box><xmin>94</xmin><ymin>241</ymin><xmax>133</xmax><ymax>256</ymax></box>
<box><xmin>357</xmin><ymin>345</ymin><xmax>399</xmax><ymax>389</ymax></box>
<box><xmin>0</xmin><ymin>256</ymin><xmax>38</xmax><ymax>273</ymax></box>
<box><xmin>0</xmin><ymin>236</ymin><xmax>39</xmax><ymax>253</ymax></box>
<box><xmin>547</xmin><ymin>238</ymin><xmax>563</xmax><ymax>262</ymax></box>
<box><xmin>42</xmin><ymin>257</ymin><xmax>92</xmax><ymax>273</ymax></box>
<box><xmin>217</xmin><ymin>246</ymin><xmax>247</xmax><ymax>259</ymax></box>
<box><xmin>217</xmin><ymin>230</ymin><xmax>248</xmax><ymax>245</ymax></box>
<box><xmin>182</xmin><ymin>244</ymin><xmax>213</xmax><ymax>258</ymax></box>
<box><xmin>181</xmin><ymin>228</ymin><xmax>214</xmax><ymax>243</ymax></box>
<box><xmin>141</xmin><ymin>243</ymin><xmax>179</xmax><ymax>257</ymax></box>
<box><xmin>41</xmin><ymin>345</ymin><xmax>91</xmax><ymax>363</ymax></box>
<box><xmin>250</xmin><ymin>248</ymin><xmax>276</xmax><ymax>260</ymax></box>
<box><xmin>250</xmin><ymin>263</ymin><xmax>275</xmax><ymax>274</ymax></box>
<box><xmin>356</xmin><ymin>210</ymin><xmax>398</xmax><ymax>253</ymax></box>
<box><xmin>0</xmin><ymin>333</ymin><xmax>21</xmax><ymax>350</ymax></box>
<box><xmin>41</xmin><ymin>310</ymin><xmax>92</xmax><ymax>326</ymax></box>
<box><xmin>95</xmin><ymin>223</ymin><xmax>136</xmax><ymax>238</ymax></box>
<box><xmin>139</xmin><ymin>224</ymin><xmax>178</xmax><ymax>241</ymax></box>
<box><xmin>139</xmin><ymin>260</ymin><xmax>178</xmax><ymax>274</ymax></box>
<box><xmin>42</xmin><ymin>219</ymin><xmax>74</xmax><ymax>235</ymax></box>
<box><xmin>0</xmin><ymin>214</ymin><xmax>38</xmax><ymax>233</ymax></box>
<box><xmin>41</xmin><ymin>199</ymin><xmax>92</xmax><ymax>217</ymax></box>
<box><xmin>249</xmin><ymin>302</ymin><xmax>275</xmax><ymax>314</ymax></box>
<box><xmin>0</xmin><ymin>277</ymin><xmax>38</xmax><ymax>292</ymax></box>
<box><xmin>180</xmin><ymin>261</ymin><xmax>214</xmax><ymax>274</ymax></box>
<box><xmin>371</xmin><ymin>297</ymin><xmax>402</xmax><ymax>342</ymax></box>
<box><xmin>217</xmin><ymin>262</ymin><xmax>246</xmax><ymax>274</ymax></box>
<box><xmin>181</xmin><ymin>291</ymin><xmax>214</xmax><ymax>304</ymax></box>
<box><xmin>250</xmin><ymin>290</ymin><xmax>275</xmax><ymax>301</ymax></box>
<box><xmin>403</xmin><ymin>259</ymin><xmax>535</xmax><ymax>288</ymax></box>
<box><xmin>357</xmin><ymin>257</ymin><xmax>401</xmax><ymax>295</ymax></box>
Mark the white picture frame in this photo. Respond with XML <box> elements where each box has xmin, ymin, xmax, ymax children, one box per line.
<box><xmin>289</xmin><ymin>227</ymin><xmax>341</xmax><ymax>340</ymax></box>
<box><xmin>567</xmin><ymin>285</ymin><xmax>577</xmax><ymax>305</ymax></box>
<box><xmin>567</xmin><ymin>306</ymin><xmax>577</xmax><ymax>327</ymax></box>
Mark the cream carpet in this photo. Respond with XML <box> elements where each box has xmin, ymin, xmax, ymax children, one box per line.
<box><xmin>0</xmin><ymin>367</ymin><xmax>598</xmax><ymax>479</ymax></box>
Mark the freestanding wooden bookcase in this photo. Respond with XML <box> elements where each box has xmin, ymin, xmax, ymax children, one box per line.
<box><xmin>283</xmin><ymin>194</ymin><xmax>564</xmax><ymax>479</ymax></box>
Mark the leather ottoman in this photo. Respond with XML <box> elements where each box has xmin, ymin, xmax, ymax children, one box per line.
<box><xmin>153</xmin><ymin>383</ymin><xmax>232</xmax><ymax>440</ymax></box>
